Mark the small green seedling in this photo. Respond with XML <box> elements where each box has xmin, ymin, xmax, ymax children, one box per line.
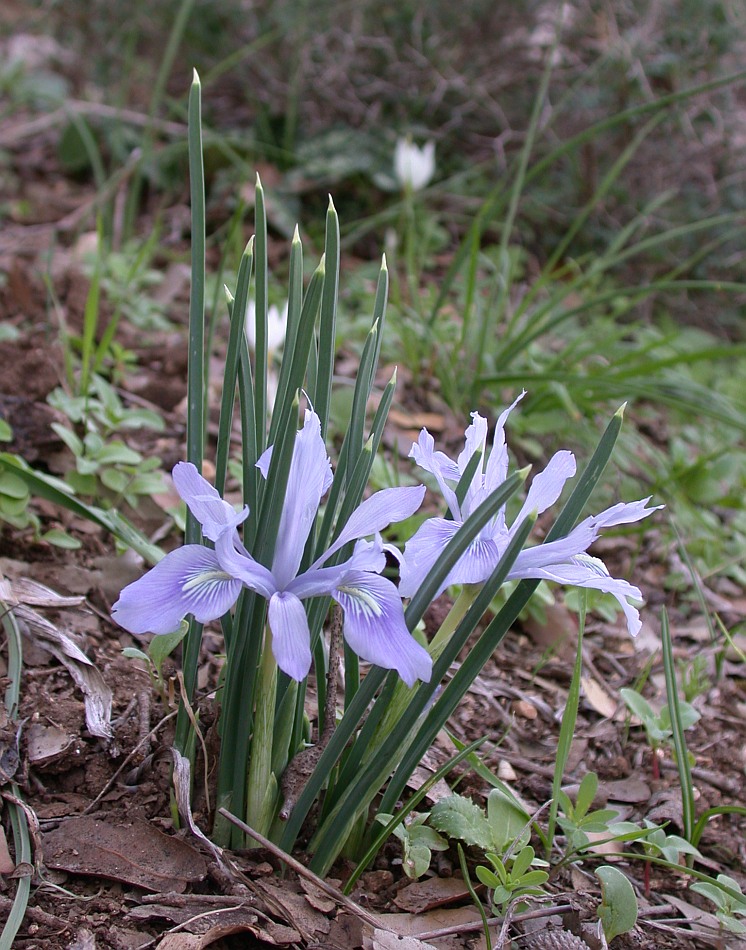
<box><xmin>375</xmin><ymin>812</ymin><xmax>448</xmax><ymax>879</ymax></box>
<box><xmin>123</xmin><ymin>620</ymin><xmax>189</xmax><ymax>703</ymax></box>
<box><xmin>596</xmin><ymin>864</ymin><xmax>638</xmax><ymax>942</ymax></box>
<box><xmin>691</xmin><ymin>874</ymin><xmax>746</xmax><ymax>935</ymax></box>
<box><xmin>429</xmin><ymin>789</ymin><xmax>549</xmax><ymax>912</ymax></box>
<box><xmin>620</xmin><ymin>686</ymin><xmax>700</xmax><ymax>778</ymax></box>
<box><xmin>476</xmin><ymin>844</ymin><xmax>549</xmax><ymax>915</ymax></box>
<box><xmin>557</xmin><ymin>772</ymin><xmax>620</xmax><ymax>855</ymax></box>
<box><xmin>678</xmin><ymin>654</ymin><xmax>711</xmax><ymax>704</ymax></box>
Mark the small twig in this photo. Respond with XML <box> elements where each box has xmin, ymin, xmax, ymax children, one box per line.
<box><xmin>415</xmin><ymin>903</ymin><xmax>574</xmax><ymax>941</ymax></box>
<box><xmin>177</xmin><ymin>671</ymin><xmax>211</xmax><ymax>812</ymax></box>
<box><xmin>0</xmin><ymin>894</ymin><xmax>69</xmax><ymax>930</ymax></box>
<box><xmin>217</xmin><ymin>808</ymin><xmax>394</xmax><ymax>933</ymax></box>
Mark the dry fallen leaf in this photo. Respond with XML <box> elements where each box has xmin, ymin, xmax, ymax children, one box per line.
<box><xmin>581</xmin><ymin>675</ymin><xmax>619</xmax><ymax>721</ymax></box>
<box><xmin>394</xmin><ymin>876</ymin><xmax>473</xmax><ymax>913</ymax></box>
<box><xmin>363</xmin><ymin>926</ymin><xmax>440</xmax><ymax>950</ymax></box>
<box><xmin>42</xmin><ymin>815</ymin><xmax>208</xmax><ymax>892</ymax></box>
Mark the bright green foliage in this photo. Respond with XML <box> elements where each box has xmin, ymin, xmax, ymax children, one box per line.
<box><xmin>639</xmin><ymin>822</ymin><xmax>702</xmax><ymax>865</ymax></box>
<box><xmin>691</xmin><ymin>874</ymin><xmax>746</xmax><ymax>935</ymax></box>
<box><xmin>375</xmin><ymin>812</ymin><xmax>448</xmax><ymax>880</ymax></box>
<box><xmin>48</xmin><ymin>374</ymin><xmax>165</xmax><ymax>508</ymax></box>
<box><xmin>620</xmin><ymin>686</ymin><xmax>700</xmax><ymax>746</ymax></box>
<box><xmin>0</xmin><ymin>445</ymin><xmax>81</xmax><ymax>549</ymax></box>
<box><xmin>556</xmin><ymin>772</ymin><xmax>621</xmax><ymax>855</ymax></box>
<box><xmin>430</xmin><ymin>786</ymin><xmax>532</xmax><ymax>854</ymax></box>
<box><xmin>475</xmin><ymin>845</ymin><xmax>549</xmax><ymax>915</ymax></box>
<box><xmin>123</xmin><ymin>620</ymin><xmax>189</xmax><ymax>704</ymax></box>
<box><xmin>595</xmin><ymin>865</ymin><xmax>639</xmax><ymax>941</ymax></box>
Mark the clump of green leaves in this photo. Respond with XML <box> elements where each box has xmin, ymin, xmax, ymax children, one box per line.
<box><xmin>475</xmin><ymin>844</ymin><xmax>549</xmax><ymax>916</ymax></box>
<box><xmin>556</xmin><ymin>772</ymin><xmax>621</xmax><ymax>856</ymax></box>
<box><xmin>48</xmin><ymin>374</ymin><xmax>165</xmax><ymax>507</ymax></box>
<box><xmin>428</xmin><ymin>788</ymin><xmax>549</xmax><ymax>912</ymax></box>
<box><xmin>0</xmin><ymin>422</ymin><xmax>80</xmax><ymax>548</ymax></box>
<box><xmin>620</xmin><ymin>686</ymin><xmax>700</xmax><ymax>758</ymax></box>
<box><xmin>691</xmin><ymin>874</ymin><xmax>746</xmax><ymax>936</ymax></box>
<box><xmin>375</xmin><ymin>812</ymin><xmax>448</xmax><ymax>880</ymax></box>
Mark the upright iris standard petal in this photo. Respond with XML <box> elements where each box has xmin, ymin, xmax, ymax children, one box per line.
<box><xmin>512</xmin><ymin>450</ymin><xmax>576</xmax><ymax>529</ymax></box>
<box><xmin>399</xmin><ymin>518</ymin><xmax>459</xmax><ymax>599</ymax></box>
<box><xmin>409</xmin><ymin>429</ymin><xmax>460</xmax><ymax>518</ymax></box>
<box><xmin>269</xmin><ymin>410</ymin><xmax>334</xmax><ymax>588</ymax></box>
<box><xmin>332</xmin><ymin>571</ymin><xmax>432</xmax><ymax>687</ymax></box>
<box><xmin>112</xmin><ymin>545</ymin><xmax>242</xmax><ymax>635</ymax></box>
<box><xmin>402</xmin><ymin>395</ymin><xmax>662</xmax><ymax>638</ymax></box>
<box><xmin>172</xmin><ymin>462</ymin><xmax>249</xmax><ymax>542</ymax></box>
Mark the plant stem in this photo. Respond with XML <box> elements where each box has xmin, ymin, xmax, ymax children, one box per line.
<box><xmin>428</xmin><ymin>585</ymin><xmax>480</xmax><ymax>659</ymax></box>
<box><xmin>245</xmin><ymin>624</ymin><xmax>278</xmax><ymax>842</ymax></box>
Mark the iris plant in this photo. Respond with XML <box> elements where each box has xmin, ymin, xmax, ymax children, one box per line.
<box><xmin>113</xmin><ymin>409</ymin><xmax>432</xmax><ymax>687</ymax></box>
<box><xmin>400</xmin><ymin>393</ymin><xmax>662</xmax><ymax>637</ymax></box>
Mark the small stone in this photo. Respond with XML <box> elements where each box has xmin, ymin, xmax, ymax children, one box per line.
<box><xmin>512</xmin><ymin>699</ymin><xmax>538</xmax><ymax>720</ymax></box>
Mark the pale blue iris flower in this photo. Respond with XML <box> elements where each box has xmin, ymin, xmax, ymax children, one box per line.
<box><xmin>399</xmin><ymin>393</ymin><xmax>662</xmax><ymax>636</ymax></box>
<box><xmin>113</xmin><ymin>410</ymin><xmax>432</xmax><ymax>686</ymax></box>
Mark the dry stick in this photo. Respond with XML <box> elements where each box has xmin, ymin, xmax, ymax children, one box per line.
<box><xmin>280</xmin><ymin>604</ymin><xmax>342</xmax><ymax>819</ymax></box>
<box><xmin>177</xmin><ymin>670</ymin><xmax>211</xmax><ymax>812</ymax></box>
<box><xmin>217</xmin><ymin>808</ymin><xmax>395</xmax><ymax>934</ymax></box>
<box><xmin>415</xmin><ymin>903</ymin><xmax>575</xmax><ymax>941</ymax></box>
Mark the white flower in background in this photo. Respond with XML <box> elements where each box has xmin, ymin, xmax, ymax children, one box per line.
<box><xmin>245</xmin><ymin>299</ymin><xmax>287</xmax><ymax>353</ymax></box>
<box><xmin>394</xmin><ymin>138</ymin><xmax>435</xmax><ymax>192</ymax></box>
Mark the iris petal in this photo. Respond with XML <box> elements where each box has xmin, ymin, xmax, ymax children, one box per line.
<box><xmin>332</xmin><ymin>571</ymin><xmax>432</xmax><ymax>687</ymax></box>
<box><xmin>511</xmin><ymin>555</ymin><xmax>644</xmax><ymax>636</ymax></box>
<box><xmin>318</xmin><ymin>486</ymin><xmax>425</xmax><ymax>566</ymax></box>
<box><xmin>112</xmin><ymin>545</ymin><xmax>242</xmax><ymax>635</ymax></box>
<box><xmin>271</xmin><ymin>410</ymin><xmax>333</xmax><ymax>588</ymax></box>
<box><xmin>399</xmin><ymin>518</ymin><xmax>460</xmax><ymax>598</ymax></box>
<box><xmin>268</xmin><ymin>590</ymin><xmax>312</xmax><ymax>681</ymax></box>
<box><xmin>410</xmin><ymin>429</ymin><xmax>460</xmax><ymax>518</ymax></box>
<box><xmin>172</xmin><ymin>462</ymin><xmax>249</xmax><ymax>541</ymax></box>
<box><xmin>513</xmin><ymin>450</ymin><xmax>576</xmax><ymax>529</ymax></box>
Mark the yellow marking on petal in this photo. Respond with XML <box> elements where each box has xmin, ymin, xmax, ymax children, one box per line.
<box><xmin>183</xmin><ymin>568</ymin><xmax>234</xmax><ymax>593</ymax></box>
<box><xmin>337</xmin><ymin>584</ymin><xmax>383</xmax><ymax>619</ymax></box>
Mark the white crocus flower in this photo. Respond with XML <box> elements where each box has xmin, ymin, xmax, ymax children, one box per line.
<box><xmin>394</xmin><ymin>138</ymin><xmax>435</xmax><ymax>192</ymax></box>
<box><xmin>245</xmin><ymin>299</ymin><xmax>287</xmax><ymax>353</ymax></box>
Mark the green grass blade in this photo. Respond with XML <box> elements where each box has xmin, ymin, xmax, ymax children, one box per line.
<box><xmin>661</xmin><ymin>607</ymin><xmax>695</xmax><ymax>844</ymax></box>
<box><xmin>177</xmin><ymin>69</ymin><xmax>207</xmax><ymax>752</ymax></box>
<box><xmin>315</xmin><ymin>196</ymin><xmax>340</xmax><ymax>437</ymax></box>
<box><xmin>215</xmin><ymin>239</ymin><xmax>254</xmax><ymax>495</ymax></box>
<box><xmin>0</xmin><ymin>599</ymin><xmax>31</xmax><ymax>949</ymax></box>
<box><xmin>253</xmin><ymin>175</ymin><xmax>269</xmax><ymax>446</ymax></box>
